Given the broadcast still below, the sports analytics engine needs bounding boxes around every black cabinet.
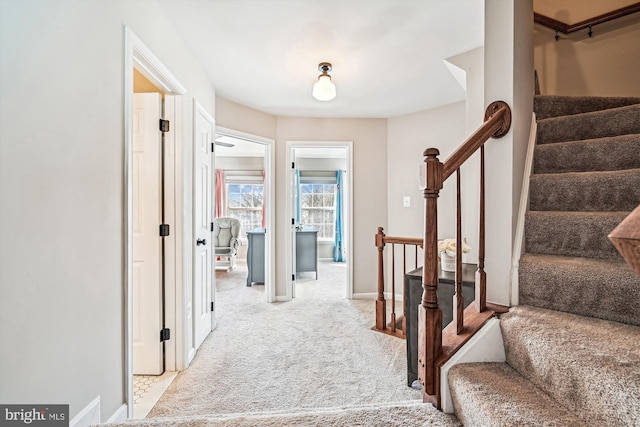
[404,264,476,386]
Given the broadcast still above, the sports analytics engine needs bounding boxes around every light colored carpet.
[110,401,460,426]
[122,261,458,425]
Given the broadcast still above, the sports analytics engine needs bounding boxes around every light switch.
[403,196,411,207]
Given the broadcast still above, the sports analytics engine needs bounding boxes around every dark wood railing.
[535,3,640,38]
[374,227,423,338]
[418,101,512,407]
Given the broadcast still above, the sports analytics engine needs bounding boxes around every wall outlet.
[403,196,411,207]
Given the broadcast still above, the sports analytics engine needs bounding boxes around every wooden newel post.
[375,227,387,331]
[418,148,444,400]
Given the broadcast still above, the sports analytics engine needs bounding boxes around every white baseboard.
[70,396,100,427]
[105,404,127,424]
[440,319,506,413]
[351,292,403,302]
[351,292,377,300]
[384,291,403,302]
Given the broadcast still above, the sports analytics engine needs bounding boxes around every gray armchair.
[213,217,241,271]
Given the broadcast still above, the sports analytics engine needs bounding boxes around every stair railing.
[374,227,423,338]
[419,101,512,406]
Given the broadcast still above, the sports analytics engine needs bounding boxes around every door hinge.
[291,218,295,225]
[159,224,170,237]
[292,274,295,281]
[211,142,215,153]
[160,328,170,342]
[210,301,215,312]
[292,161,295,169]
[159,119,170,133]
[211,222,214,232]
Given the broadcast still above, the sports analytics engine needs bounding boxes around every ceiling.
[158,0,484,118]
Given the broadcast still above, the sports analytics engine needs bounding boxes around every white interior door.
[193,102,214,350]
[132,93,164,375]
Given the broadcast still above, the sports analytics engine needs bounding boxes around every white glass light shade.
[312,75,336,101]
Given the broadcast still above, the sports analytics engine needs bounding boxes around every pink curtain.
[261,170,266,228]
[215,169,225,218]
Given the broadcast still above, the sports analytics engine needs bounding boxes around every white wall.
[484,0,533,306]
[275,117,387,296]
[0,0,215,422]
[387,102,467,243]
[215,97,277,139]
[215,101,388,296]
[533,17,640,96]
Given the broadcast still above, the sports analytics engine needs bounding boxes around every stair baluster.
[453,168,464,334]
[373,227,423,338]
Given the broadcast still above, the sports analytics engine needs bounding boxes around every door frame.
[215,126,276,303]
[285,141,354,300]
[124,27,186,419]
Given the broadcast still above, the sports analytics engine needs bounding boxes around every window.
[300,183,336,239]
[227,183,263,234]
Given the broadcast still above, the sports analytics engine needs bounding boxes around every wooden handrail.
[373,227,423,338]
[418,101,511,405]
[534,3,640,35]
[442,102,510,180]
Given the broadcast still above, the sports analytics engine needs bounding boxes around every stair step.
[448,362,586,427]
[102,401,462,427]
[518,253,640,326]
[501,306,640,427]
[534,95,640,120]
[529,169,640,212]
[533,134,640,174]
[537,104,640,145]
[525,211,628,259]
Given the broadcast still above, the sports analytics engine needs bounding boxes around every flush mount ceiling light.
[312,62,336,101]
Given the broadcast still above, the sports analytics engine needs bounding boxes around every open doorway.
[124,28,187,419]
[130,69,179,418]
[213,127,275,303]
[286,142,354,301]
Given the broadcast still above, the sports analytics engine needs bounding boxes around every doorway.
[124,28,186,419]
[214,127,275,303]
[286,141,354,300]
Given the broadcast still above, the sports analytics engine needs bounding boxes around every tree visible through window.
[300,183,336,239]
[227,183,263,234]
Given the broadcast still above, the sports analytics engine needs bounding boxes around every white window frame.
[225,179,264,238]
[299,178,337,241]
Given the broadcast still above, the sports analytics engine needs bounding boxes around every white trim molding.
[124,26,187,420]
[215,126,276,303]
[440,319,506,413]
[510,113,537,306]
[286,141,354,301]
[351,292,378,300]
[105,404,128,424]
[69,396,100,427]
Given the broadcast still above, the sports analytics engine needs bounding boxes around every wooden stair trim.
[371,315,406,339]
[608,205,640,274]
[422,305,496,407]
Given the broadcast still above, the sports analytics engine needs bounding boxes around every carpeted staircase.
[448,95,640,426]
